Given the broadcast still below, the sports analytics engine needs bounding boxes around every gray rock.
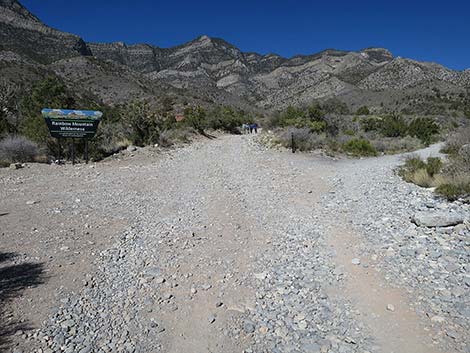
[301,342,321,353]
[9,163,23,170]
[412,211,465,227]
[243,321,256,334]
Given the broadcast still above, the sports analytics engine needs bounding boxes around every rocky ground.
[0,135,468,353]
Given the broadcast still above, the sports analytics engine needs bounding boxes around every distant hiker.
[249,123,258,134]
[242,123,250,134]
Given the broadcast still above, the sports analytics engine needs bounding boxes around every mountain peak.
[0,0,41,23]
[197,35,211,41]
[360,47,393,63]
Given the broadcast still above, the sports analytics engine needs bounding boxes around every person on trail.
[249,124,253,134]
[242,123,250,134]
[252,123,258,134]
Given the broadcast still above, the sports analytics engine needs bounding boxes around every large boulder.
[412,211,465,227]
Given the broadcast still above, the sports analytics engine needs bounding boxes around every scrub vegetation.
[398,126,470,200]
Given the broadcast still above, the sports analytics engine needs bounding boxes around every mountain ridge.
[1,0,469,112]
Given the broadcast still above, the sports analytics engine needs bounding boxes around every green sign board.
[42,108,103,139]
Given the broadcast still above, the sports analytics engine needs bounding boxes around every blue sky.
[21,0,470,70]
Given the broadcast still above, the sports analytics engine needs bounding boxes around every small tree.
[20,76,76,144]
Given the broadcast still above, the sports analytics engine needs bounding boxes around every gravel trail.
[1,135,468,353]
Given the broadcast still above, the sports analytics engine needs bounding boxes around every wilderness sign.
[42,108,103,164]
[42,108,103,139]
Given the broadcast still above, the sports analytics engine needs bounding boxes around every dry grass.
[408,168,434,188]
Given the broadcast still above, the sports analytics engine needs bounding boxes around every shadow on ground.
[0,251,46,350]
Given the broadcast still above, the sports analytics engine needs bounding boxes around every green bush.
[403,156,426,173]
[380,114,408,137]
[20,77,77,144]
[342,138,377,156]
[399,156,433,186]
[356,106,370,115]
[425,157,442,177]
[277,104,327,132]
[361,117,381,132]
[436,182,470,201]
[407,117,439,145]
[397,155,470,199]
[122,100,164,146]
[183,106,208,133]
[206,106,246,133]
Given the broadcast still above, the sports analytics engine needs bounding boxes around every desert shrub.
[464,107,470,119]
[407,117,439,145]
[371,136,423,154]
[0,135,39,163]
[0,79,22,135]
[436,180,470,200]
[399,155,428,184]
[398,154,470,199]
[0,113,13,137]
[123,100,164,146]
[321,98,350,115]
[206,106,246,133]
[436,184,462,200]
[441,126,470,156]
[380,114,408,137]
[425,157,442,177]
[342,138,377,156]
[158,128,195,147]
[279,127,326,151]
[434,173,470,200]
[183,106,208,133]
[277,105,327,132]
[356,106,370,115]
[90,121,132,159]
[361,116,382,132]
[403,155,426,173]
[409,168,434,187]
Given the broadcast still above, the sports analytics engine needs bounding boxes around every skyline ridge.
[18,0,470,71]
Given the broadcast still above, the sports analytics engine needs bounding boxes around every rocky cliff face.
[0,0,92,63]
[1,0,468,111]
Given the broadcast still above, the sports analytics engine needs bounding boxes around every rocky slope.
[1,0,469,111]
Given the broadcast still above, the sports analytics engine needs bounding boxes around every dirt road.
[0,135,467,353]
